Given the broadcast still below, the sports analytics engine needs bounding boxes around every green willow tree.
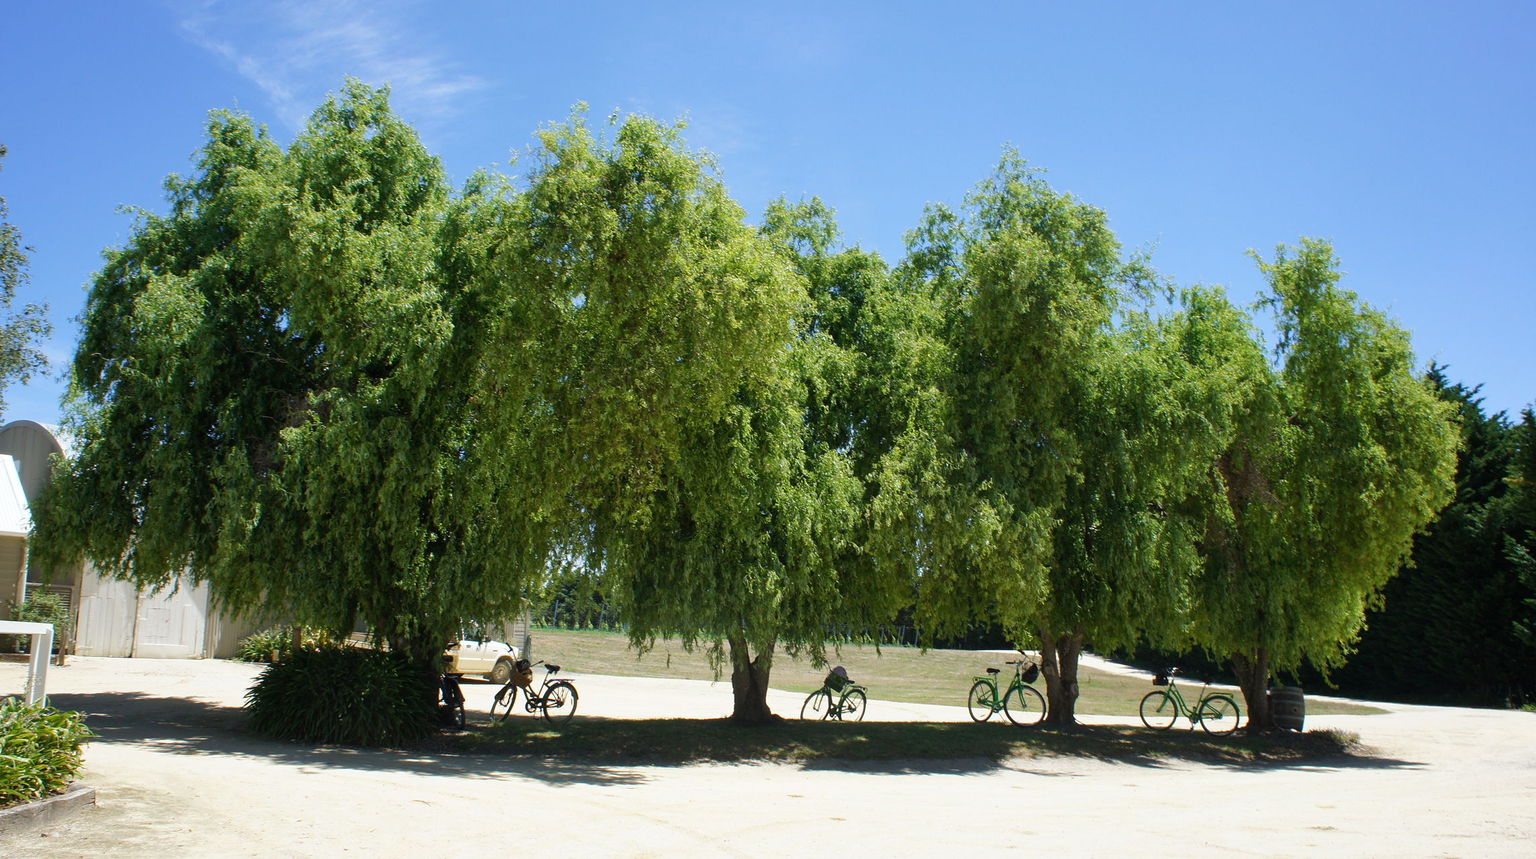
[1035,286,1270,724]
[0,145,52,417]
[865,156,1146,723]
[474,116,872,722]
[1192,240,1458,728]
[33,83,535,694]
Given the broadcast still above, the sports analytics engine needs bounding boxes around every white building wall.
[75,573,137,657]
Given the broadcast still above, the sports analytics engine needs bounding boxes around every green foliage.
[1331,374,1536,705]
[1506,410,1536,655]
[867,155,1136,643]
[0,144,52,419]
[3,591,73,653]
[1189,240,1459,722]
[1040,286,1271,654]
[233,626,336,663]
[31,81,534,684]
[471,115,890,719]
[244,646,435,746]
[25,80,1472,725]
[234,628,291,663]
[0,698,93,808]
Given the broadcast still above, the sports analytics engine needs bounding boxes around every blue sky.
[2,1,1532,423]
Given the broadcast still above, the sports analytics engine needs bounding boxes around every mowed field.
[530,627,1382,717]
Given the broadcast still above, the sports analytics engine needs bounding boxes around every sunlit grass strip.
[532,627,1385,717]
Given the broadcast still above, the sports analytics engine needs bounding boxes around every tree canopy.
[32,83,1470,730]
[0,144,52,419]
[1190,240,1459,726]
[34,83,534,676]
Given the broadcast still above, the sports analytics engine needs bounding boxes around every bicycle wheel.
[1139,690,1178,730]
[838,688,867,722]
[1004,684,1047,726]
[1197,695,1241,735]
[801,689,832,720]
[967,680,997,722]
[540,680,578,726]
[489,683,519,722]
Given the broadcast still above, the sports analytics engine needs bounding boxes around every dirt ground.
[2,656,1533,858]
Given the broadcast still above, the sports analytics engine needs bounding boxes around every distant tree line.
[32,81,1466,729]
[1330,371,1536,706]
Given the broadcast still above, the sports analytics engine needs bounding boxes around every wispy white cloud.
[169,0,487,131]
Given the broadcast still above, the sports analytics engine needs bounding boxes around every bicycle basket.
[1152,670,1169,686]
[514,658,534,688]
[1020,663,1039,684]
[825,666,851,691]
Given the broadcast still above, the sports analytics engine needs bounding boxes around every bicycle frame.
[972,673,1033,714]
[968,656,1046,726]
[1157,680,1192,720]
[1141,671,1240,733]
[490,659,579,724]
[516,671,568,712]
[972,657,1036,714]
[801,674,867,721]
[827,684,866,717]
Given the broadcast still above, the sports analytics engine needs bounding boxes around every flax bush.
[0,698,93,807]
[244,646,435,746]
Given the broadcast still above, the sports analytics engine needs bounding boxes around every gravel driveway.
[3,656,1533,857]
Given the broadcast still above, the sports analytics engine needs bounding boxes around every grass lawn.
[531,627,1383,718]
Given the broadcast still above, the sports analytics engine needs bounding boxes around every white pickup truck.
[442,634,522,683]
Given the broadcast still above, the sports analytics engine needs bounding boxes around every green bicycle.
[967,651,1046,726]
[801,666,866,721]
[1138,667,1241,734]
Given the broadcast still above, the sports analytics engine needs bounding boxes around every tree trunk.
[727,635,780,724]
[1232,649,1272,731]
[1038,627,1085,728]
[391,626,451,723]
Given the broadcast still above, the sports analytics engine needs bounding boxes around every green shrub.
[0,699,94,808]
[234,626,337,663]
[244,646,436,746]
[3,592,73,653]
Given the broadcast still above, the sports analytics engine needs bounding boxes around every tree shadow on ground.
[45,691,648,787]
[463,715,1425,774]
[48,691,1422,781]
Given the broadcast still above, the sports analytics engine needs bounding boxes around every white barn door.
[132,578,209,658]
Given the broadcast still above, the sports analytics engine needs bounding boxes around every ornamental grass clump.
[0,698,94,808]
[244,646,436,746]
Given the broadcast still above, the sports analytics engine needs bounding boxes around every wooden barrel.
[1270,686,1306,731]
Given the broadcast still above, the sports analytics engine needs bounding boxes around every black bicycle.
[489,659,579,726]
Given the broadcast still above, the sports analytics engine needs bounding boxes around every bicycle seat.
[545,664,560,673]
[986,667,1000,675]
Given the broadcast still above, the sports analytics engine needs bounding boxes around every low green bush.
[0,699,94,808]
[244,646,436,746]
[2,592,73,653]
[235,627,292,663]
[234,626,341,663]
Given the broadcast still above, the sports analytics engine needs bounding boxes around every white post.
[0,620,53,704]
